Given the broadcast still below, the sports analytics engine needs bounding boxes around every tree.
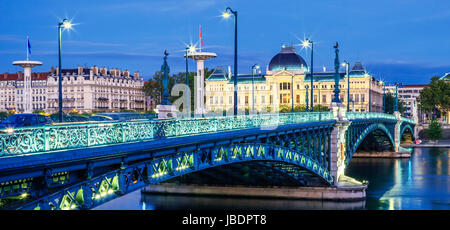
[384,92,407,114]
[418,76,450,119]
[312,105,329,112]
[427,120,442,140]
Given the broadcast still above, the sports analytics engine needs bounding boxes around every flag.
[199,25,203,47]
[27,37,31,57]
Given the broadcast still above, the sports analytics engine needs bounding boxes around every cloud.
[100,0,220,14]
[364,61,450,84]
[0,34,24,43]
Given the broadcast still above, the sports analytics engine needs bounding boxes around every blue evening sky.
[1,0,450,84]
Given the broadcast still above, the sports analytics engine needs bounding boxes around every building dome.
[268,46,308,72]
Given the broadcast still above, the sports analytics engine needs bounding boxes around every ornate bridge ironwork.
[0,111,415,210]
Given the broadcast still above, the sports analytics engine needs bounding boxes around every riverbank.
[353,151,411,158]
[141,182,367,201]
[403,139,450,148]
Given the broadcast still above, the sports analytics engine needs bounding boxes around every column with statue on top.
[156,50,178,119]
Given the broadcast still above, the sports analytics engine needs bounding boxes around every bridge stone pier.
[0,109,415,210]
[329,103,350,186]
[328,105,409,186]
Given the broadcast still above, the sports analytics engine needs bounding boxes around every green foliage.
[418,76,450,115]
[294,104,306,112]
[32,110,45,114]
[384,92,407,114]
[427,120,443,140]
[0,112,14,117]
[312,105,329,112]
[142,68,215,113]
[279,105,292,113]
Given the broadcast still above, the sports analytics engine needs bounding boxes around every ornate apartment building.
[0,72,48,113]
[0,66,146,114]
[205,45,383,113]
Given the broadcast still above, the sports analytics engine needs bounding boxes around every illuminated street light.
[251,64,260,114]
[222,7,238,116]
[185,46,190,116]
[57,18,75,122]
[222,11,231,19]
[301,38,314,111]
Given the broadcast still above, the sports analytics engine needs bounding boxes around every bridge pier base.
[393,112,402,152]
[142,183,367,201]
[329,103,364,187]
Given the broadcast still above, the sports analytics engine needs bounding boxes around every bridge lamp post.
[364,73,372,112]
[301,39,313,111]
[291,75,294,113]
[222,7,238,116]
[380,81,385,113]
[251,64,259,114]
[394,83,400,112]
[305,85,309,111]
[342,61,350,112]
[57,18,74,123]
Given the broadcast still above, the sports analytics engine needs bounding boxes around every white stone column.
[195,60,205,115]
[329,102,350,186]
[13,60,42,113]
[23,66,32,113]
[393,111,402,152]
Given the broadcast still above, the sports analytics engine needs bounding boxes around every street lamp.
[317,79,321,119]
[394,82,401,112]
[305,85,309,111]
[380,81,385,113]
[342,61,350,112]
[251,64,259,114]
[58,18,74,122]
[301,39,313,111]
[185,45,194,116]
[222,7,238,116]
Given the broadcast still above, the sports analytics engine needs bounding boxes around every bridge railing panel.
[0,111,349,157]
[346,112,396,120]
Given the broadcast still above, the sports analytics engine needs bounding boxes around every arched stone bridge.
[0,109,415,210]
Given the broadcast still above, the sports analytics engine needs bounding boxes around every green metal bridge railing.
[0,112,413,157]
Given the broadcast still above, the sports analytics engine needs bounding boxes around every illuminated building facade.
[0,65,146,114]
[205,45,383,113]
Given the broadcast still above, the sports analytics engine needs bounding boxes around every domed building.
[205,45,383,114]
[267,45,308,73]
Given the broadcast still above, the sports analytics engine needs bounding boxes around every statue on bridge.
[332,42,341,103]
[161,50,170,105]
[157,50,178,119]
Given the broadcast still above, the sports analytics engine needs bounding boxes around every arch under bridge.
[0,109,415,210]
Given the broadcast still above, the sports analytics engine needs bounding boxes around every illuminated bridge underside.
[17,143,332,210]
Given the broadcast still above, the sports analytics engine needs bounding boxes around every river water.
[95,147,450,210]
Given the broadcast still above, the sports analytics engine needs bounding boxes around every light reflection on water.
[95,148,450,210]
[346,147,450,210]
